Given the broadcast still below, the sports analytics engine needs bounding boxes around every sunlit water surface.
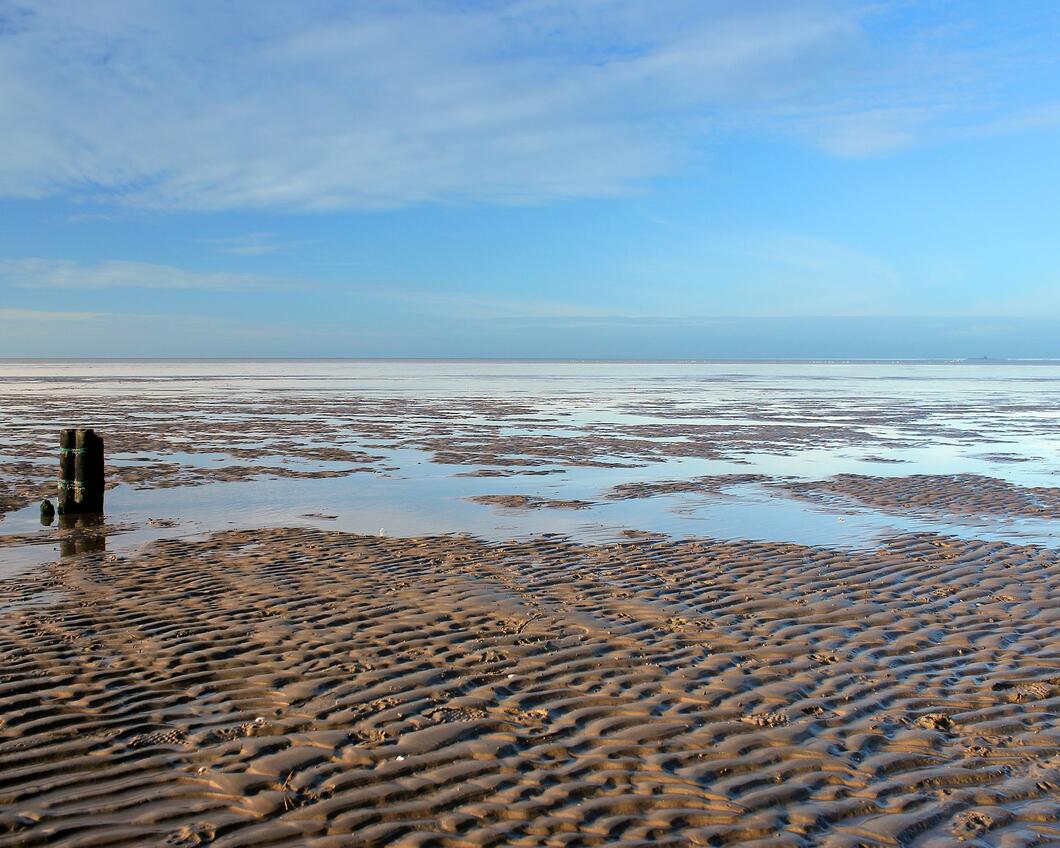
[2,359,1060,576]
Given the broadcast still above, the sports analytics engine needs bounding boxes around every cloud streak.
[200,233,293,256]
[0,258,299,291]
[0,307,103,322]
[1,1,1051,212]
[0,306,325,356]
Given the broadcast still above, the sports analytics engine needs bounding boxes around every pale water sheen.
[2,359,1060,575]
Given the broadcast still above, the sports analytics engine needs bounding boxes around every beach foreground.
[2,527,1059,846]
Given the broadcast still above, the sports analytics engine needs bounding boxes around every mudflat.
[2,527,1059,846]
[3,361,1060,845]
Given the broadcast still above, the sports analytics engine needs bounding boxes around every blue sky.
[1,0,1059,358]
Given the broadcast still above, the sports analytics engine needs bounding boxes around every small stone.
[40,499,55,525]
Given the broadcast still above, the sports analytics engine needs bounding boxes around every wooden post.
[58,428,105,515]
[76,429,105,513]
[57,428,77,514]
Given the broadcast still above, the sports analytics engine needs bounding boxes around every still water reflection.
[2,359,1060,577]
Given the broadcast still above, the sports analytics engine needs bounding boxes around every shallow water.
[2,359,1060,576]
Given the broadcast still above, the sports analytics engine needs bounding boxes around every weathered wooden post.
[57,429,76,514]
[57,428,105,515]
[77,428,105,514]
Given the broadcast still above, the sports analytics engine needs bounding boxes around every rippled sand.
[2,528,1059,846]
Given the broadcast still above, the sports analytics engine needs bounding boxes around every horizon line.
[2,356,1058,365]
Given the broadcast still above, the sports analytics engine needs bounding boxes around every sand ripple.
[783,474,1060,520]
[1,530,1059,846]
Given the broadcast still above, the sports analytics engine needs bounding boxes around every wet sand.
[782,474,1060,520]
[606,474,770,501]
[469,495,595,510]
[5,360,1060,524]
[2,528,1059,846]
[4,361,1060,845]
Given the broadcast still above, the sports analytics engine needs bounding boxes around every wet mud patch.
[783,473,1060,519]
[469,494,594,510]
[605,473,770,500]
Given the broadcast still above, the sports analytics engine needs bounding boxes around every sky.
[1,0,1059,359]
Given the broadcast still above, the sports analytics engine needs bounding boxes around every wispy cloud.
[200,232,308,256]
[0,305,341,356]
[0,258,301,291]
[1,1,1052,212]
[358,288,636,321]
[493,314,729,331]
[0,307,103,322]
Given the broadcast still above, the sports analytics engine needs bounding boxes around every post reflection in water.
[57,514,107,558]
